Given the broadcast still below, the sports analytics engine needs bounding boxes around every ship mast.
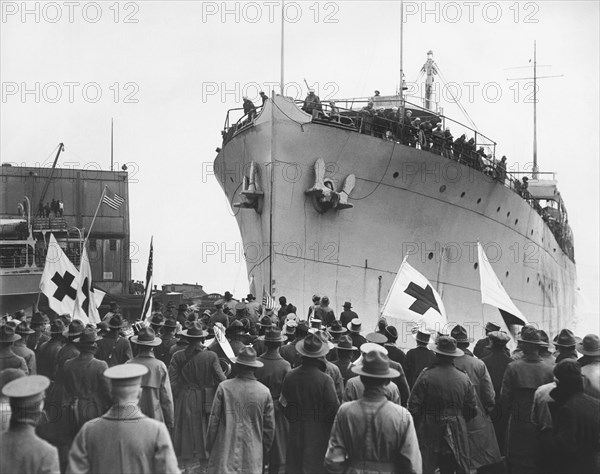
[422,50,438,111]
[533,41,538,179]
[280,1,285,94]
[399,0,404,103]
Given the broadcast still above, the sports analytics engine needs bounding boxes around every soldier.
[383,325,407,372]
[280,320,309,368]
[175,304,188,328]
[280,333,340,474]
[501,326,554,474]
[0,368,25,432]
[0,375,59,474]
[339,301,358,328]
[346,319,367,358]
[325,351,422,473]
[253,315,274,357]
[255,328,292,474]
[243,97,257,122]
[473,322,502,359]
[553,328,580,363]
[155,317,178,366]
[481,330,512,453]
[578,334,600,398]
[326,320,347,362]
[96,315,132,367]
[67,363,179,473]
[210,299,229,327]
[169,321,226,468]
[332,335,357,384]
[223,291,237,315]
[128,326,174,431]
[61,327,110,469]
[0,324,28,374]
[405,330,436,388]
[539,359,600,474]
[451,325,502,471]
[207,346,275,473]
[28,312,50,352]
[14,321,37,374]
[245,293,263,321]
[408,336,477,474]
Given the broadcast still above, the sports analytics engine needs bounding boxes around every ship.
[0,144,132,316]
[214,53,576,340]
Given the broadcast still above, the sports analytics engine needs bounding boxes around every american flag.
[262,289,281,312]
[140,237,153,322]
[102,187,125,210]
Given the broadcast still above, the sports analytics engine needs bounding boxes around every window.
[110,240,117,251]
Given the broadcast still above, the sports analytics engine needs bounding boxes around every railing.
[219,97,574,262]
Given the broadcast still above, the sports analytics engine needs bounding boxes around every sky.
[1,1,598,333]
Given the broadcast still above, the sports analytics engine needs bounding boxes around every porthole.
[515,219,519,225]
[428,252,434,260]
[527,277,530,283]
[477,198,482,204]
[439,185,446,193]
[474,262,478,269]
[460,192,466,198]
[531,230,534,235]
[507,211,511,217]
[393,172,399,178]
[506,271,509,277]
[496,207,501,212]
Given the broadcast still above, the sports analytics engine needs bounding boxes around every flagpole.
[378,254,408,327]
[85,186,106,247]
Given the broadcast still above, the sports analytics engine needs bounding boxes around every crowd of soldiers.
[1,295,599,474]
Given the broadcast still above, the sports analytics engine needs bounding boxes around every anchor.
[233,161,264,213]
[305,158,355,213]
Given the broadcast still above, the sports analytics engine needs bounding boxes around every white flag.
[73,248,102,324]
[477,242,527,325]
[381,256,447,331]
[40,234,80,316]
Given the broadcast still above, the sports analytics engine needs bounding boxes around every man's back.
[405,346,435,387]
[67,407,179,474]
[0,424,59,474]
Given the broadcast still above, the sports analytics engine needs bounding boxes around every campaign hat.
[178,304,188,312]
[15,321,35,335]
[351,351,399,379]
[163,317,178,329]
[0,325,21,343]
[235,302,247,312]
[49,319,66,335]
[296,333,329,358]
[74,327,103,344]
[335,335,357,351]
[246,294,256,301]
[451,325,473,343]
[130,326,162,346]
[104,363,148,387]
[258,315,273,328]
[347,318,363,333]
[14,309,26,320]
[31,313,50,327]
[310,319,324,331]
[63,319,85,338]
[485,322,501,333]
[538,330,551,348]
[214,299,224,308]
[261,328,285,343]
[233,346,264,368]
[224,291,233,299]
[577,334,600,356]
[149,313,165,328]
[2,375,50,407]
[431,336,464,357]
[181,321,208,338]
[228,320,245,333]
[328,320,347,334]
[108,314,126,329]
[553,329,581,348]
[342,301,352,309]
[517,325,545,345]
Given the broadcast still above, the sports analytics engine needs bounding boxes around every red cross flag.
[380,256,447,332]
[40,234,80,316]
[73,247,104,324]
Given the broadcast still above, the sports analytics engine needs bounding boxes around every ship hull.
[214,96,577,343]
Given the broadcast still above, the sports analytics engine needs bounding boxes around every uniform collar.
[103,404,146,421]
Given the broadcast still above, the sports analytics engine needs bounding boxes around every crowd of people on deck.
[3,293,597,474]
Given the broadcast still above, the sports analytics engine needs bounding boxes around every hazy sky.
[2,1,598,331]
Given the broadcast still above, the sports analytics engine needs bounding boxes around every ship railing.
[222,104,266,143]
